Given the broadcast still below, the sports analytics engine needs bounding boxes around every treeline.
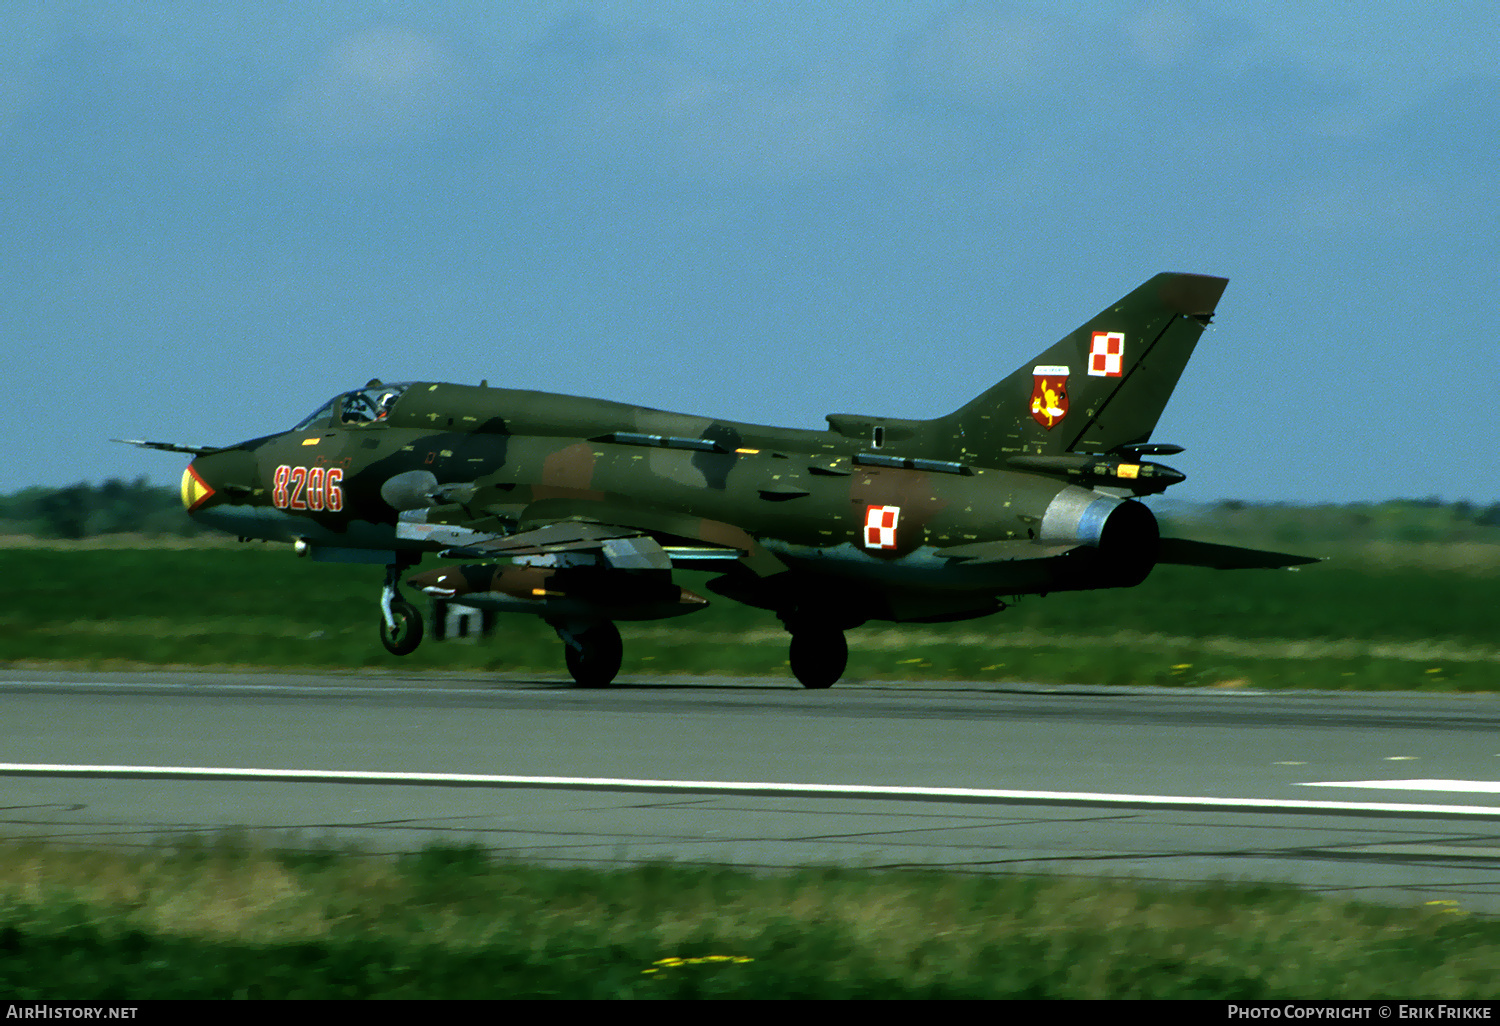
[0,479,201,539]
[1212,498,1500,528]
[1215,497,1500,526]
[1168,497,1500,547]
[1400,498,1500,527]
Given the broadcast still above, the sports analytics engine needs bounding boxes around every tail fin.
[930,273,1227,464]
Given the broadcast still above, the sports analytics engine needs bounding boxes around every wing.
[397,496,787,576]
[112,438,222,456]
[451,521,680,572]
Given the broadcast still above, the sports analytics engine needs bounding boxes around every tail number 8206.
[272,465,344,512]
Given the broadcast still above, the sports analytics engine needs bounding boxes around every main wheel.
[564,621,623,688]
[379,597,424,656]
[789,628,847,689]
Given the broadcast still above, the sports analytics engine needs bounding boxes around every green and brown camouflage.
[131,272,1314,688]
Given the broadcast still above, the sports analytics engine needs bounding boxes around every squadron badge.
[1030,365,1069,430]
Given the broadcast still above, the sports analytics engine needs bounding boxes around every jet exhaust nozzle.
[1040,486,1159,586]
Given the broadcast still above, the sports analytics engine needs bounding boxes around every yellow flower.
[644,955,754,974]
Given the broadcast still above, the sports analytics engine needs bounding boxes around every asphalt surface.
[3,669,1500,912]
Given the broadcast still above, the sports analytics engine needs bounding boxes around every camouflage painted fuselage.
[187,379,1160,625]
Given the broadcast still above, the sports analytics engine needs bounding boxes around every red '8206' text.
[272,465,344,512]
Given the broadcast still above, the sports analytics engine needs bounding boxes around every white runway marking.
[4,763,1500,820]
[1300,779,1500,794]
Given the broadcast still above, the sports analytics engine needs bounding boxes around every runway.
[3,669,1499,912]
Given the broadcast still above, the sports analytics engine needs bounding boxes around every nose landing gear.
[379,562,424,656]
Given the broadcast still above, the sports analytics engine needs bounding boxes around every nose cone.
[180,448,253,518]
[181,461,216,512]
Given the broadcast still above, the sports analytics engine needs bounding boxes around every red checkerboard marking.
[864,505,900,550]
[1089,331,1125,377]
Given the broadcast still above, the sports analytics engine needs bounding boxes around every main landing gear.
[381,561,848,690]
[550,620,623,688]
[379,562,424,656]
[786,623,848,689]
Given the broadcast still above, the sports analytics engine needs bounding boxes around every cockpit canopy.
[293,383,413,431]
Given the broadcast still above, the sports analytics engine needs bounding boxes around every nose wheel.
[379,563,424,656]
[379,597,423,655]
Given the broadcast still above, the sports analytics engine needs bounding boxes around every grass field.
[4,526,1498,997]
[2,536,1497,690]
[0,837,1496,999]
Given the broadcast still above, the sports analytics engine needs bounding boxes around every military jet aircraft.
[125,272,1313,688]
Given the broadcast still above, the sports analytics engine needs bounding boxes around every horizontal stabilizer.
[1157,537,1319,570]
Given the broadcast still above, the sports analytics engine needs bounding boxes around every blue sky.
[6,2,1497,503]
